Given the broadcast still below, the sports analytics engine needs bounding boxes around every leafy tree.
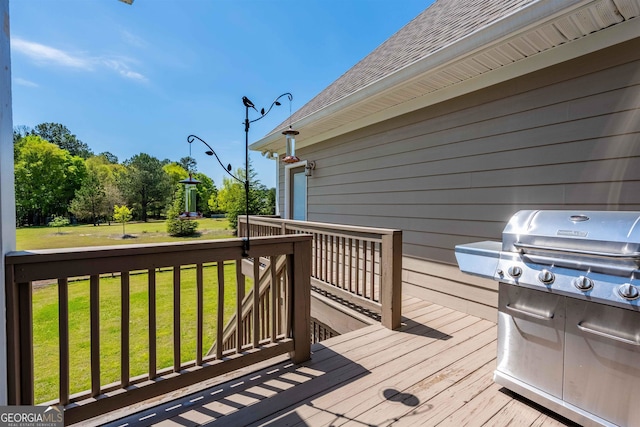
[193,172,216,217]
[117,153,172,222]
[179,156,197,172]
[85,155,125,223]
[14,135,87,225]
[32,122,93,159]
[208,192,221,214]
[48,215,70,234]
[13,125,31,144]
[113,205,133,236]
[163,162,189,190]
[217,174,244,230]
[69,171,106,225]
[98,151,118,164]
[265,188,276,214]
[215,161,273,230]
[103,182,124,224]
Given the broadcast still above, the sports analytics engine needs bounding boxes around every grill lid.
[503,210,640,272]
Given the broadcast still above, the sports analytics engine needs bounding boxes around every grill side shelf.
[454,241,501,280]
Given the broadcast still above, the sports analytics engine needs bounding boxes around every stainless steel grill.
[455,210,640,427]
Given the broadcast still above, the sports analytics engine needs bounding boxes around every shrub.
[48,215,70,234]
[166,199,198,237]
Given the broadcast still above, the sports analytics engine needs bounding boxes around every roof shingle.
[276,0,537,132]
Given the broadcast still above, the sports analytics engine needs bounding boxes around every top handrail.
[245,216,400,237]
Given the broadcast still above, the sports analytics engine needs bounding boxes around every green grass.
[17,217,233,250]
[18,218,254,403]
[33,264,251,403]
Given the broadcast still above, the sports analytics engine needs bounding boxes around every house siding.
[276,38,640,321]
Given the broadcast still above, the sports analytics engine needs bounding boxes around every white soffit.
[252,0,640,154]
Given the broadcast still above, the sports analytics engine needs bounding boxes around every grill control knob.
[573,276,594,292]
[618,283,640,301]
[538,269,555,285]
[508,266,523,278]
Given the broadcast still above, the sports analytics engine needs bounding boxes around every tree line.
[13,123,275,231]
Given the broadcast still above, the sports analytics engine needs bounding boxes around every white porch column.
[0,0,16,405]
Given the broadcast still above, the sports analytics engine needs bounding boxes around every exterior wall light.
[305,161,316,177]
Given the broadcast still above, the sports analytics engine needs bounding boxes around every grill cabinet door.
[564,299,640,426]
[497,283,565,398]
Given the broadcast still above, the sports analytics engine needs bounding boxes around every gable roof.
[251,0,640,154]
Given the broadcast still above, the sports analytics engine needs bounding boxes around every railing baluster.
[348,238,353,293]
[58,278,69,405]
[253,260,260,347]
[90,275,100,397]
[363,241,368,299]
[121,272,130,388]
[314,233,319,277]
[216,262,224,360]
[173,266,181,372]
[341,237,346,290]
[236,260,244,353]
[279,269,285,336]
[286,255,293,338]
[263,287,269,339]
[196,263,204,365]
[329,235,334,284]
[271,256,278,342]
[323,234,328,282]
[370,241,376,301]
[148,268,157,380]
[355,239,361,296]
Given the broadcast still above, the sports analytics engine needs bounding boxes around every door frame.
[284,160,309,220]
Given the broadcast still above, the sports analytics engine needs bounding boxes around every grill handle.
[505,304,554,320]
[577,322,640,346]
[513,242,640,260]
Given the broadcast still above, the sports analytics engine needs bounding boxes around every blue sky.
[10,0,432,188]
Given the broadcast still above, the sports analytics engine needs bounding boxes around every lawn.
[17,218,254,403]
[16,217,234,250]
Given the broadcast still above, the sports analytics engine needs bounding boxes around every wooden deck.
[97,297,578,427]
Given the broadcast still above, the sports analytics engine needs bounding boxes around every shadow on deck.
[97,297,578,427]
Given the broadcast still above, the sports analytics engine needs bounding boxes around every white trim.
[283,160,308,220]
[274,155,280,217]
[0,0,15,405]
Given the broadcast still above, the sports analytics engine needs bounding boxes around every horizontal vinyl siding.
[284,38,640,320]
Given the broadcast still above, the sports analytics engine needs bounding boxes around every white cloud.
[11,37,147,82]
[121,29,148,48]
[103,59,147,82]
[13,77,39,88]
[11,37,92,69]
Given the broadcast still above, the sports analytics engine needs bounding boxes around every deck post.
[5,271,34,405]
[381,230,402,330]
[289,237,311,363]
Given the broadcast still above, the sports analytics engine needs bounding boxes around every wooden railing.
[210,255,288,354]
[5,235,311,424]
[239,217,402,329]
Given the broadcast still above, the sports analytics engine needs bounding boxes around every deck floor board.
[102,300,578,427]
